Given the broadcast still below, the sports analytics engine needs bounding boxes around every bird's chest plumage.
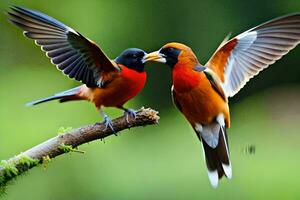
[172,67,199,93]
[88,67,146,107]
[172,68,229,126]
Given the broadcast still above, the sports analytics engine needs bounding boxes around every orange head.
[145,42,201,69]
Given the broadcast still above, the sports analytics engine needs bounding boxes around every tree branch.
[0,107,159,186]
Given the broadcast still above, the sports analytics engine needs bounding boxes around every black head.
[115,48,147,72]
[145,43,191,68]
[159,47,181,67]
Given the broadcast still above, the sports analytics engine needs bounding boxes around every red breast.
[172,64,200,93]
[79,65,146,108]
[169,47,230,127]
[120,65,147,96]
[99,65,146,107]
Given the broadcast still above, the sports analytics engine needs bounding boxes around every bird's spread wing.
[206,13,300,97]
[8,6,119,87]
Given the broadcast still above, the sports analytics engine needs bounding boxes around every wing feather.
[206,13,300,97]
[8,6,119,87]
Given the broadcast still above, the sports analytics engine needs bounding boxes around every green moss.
[18,155,39,167]
[57,127,73,135]
[0,176,5,185]
[59,143,85,154]
[42,156,51,169]
[0,161,18,178]
[0,155,40,187]
[59,143,73,153]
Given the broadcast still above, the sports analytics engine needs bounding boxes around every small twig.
[0,108,159,186]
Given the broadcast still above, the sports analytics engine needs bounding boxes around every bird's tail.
[194,114,232,188]
[26,86,82,106]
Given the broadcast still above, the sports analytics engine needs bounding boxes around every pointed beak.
[144,51,167,63]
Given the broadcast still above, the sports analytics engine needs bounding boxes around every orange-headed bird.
[8,6,148,130]
[146,14,300,187]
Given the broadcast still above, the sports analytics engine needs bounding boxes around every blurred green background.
[0,0,300,199]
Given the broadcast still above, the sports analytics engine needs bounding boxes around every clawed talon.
[124,108,137,124]
[103,115,115,132]
[95,115,115,132]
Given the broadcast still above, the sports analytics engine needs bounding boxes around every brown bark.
[0,108,159,186]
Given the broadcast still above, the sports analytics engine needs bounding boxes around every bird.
[8,6,148,130]
[145,13,300,187]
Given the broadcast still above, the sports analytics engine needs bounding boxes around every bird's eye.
[166,48,174,54]
[161,47,174,55]
[167,48,174,52]
[138,52,145,57]
[132,54,137,58]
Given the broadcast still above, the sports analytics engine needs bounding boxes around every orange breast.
[80,66,146,108]
[173,69,230,127]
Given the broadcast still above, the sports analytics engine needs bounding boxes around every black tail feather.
[26,95,65,106]
[26,86,81,106]
[202,127,230,177]
[196,125,232,188]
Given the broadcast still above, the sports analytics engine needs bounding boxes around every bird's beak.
[144,51,167,63]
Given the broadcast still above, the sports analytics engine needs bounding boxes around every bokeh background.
[0,0,300,199]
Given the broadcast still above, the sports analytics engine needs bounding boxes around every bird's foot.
[95,115,115,133]
[124,108,137,125]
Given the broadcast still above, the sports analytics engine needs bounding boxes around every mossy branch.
[0,108,159,186]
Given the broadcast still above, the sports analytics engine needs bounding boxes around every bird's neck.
[172,62,201,93]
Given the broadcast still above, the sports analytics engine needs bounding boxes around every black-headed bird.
[145,13,300,187]
[8,6,148,130]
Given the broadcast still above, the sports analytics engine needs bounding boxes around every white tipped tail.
[222,163,232,179]
[195,114,232,187]
[208,170,219,188]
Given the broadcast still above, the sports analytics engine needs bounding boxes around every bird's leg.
[125,108,137,123]
[118,106,137,124]
[95,108,115,133]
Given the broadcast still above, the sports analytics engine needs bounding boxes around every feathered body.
[146,13,300,187]
[163,43,232,186]
[8,6,148,128]
[77,65,146,108]
[171,46,230,127]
